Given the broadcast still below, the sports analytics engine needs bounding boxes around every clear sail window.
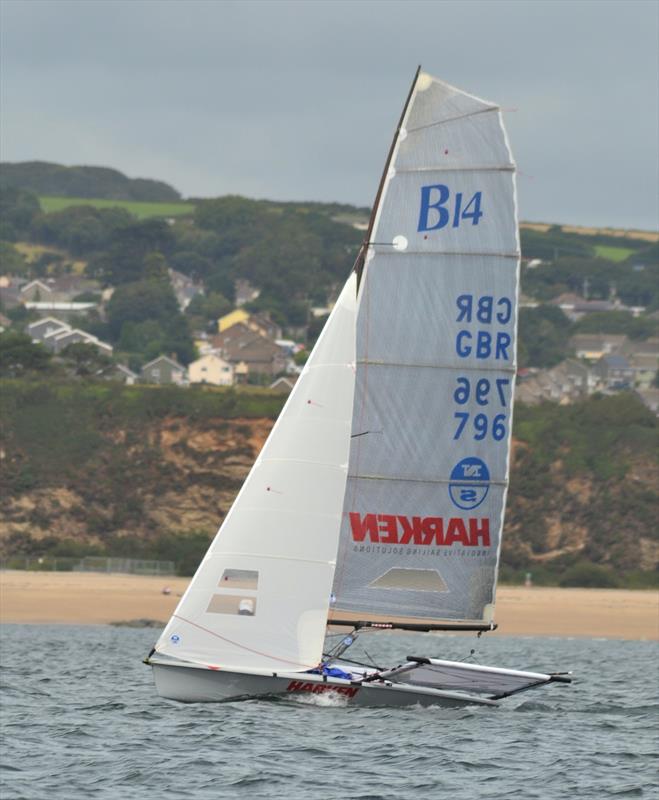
[368,568,448,593]
[207,594,257,616]
[219,569,259,590]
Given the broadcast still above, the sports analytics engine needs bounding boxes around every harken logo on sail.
[449,457,490,511]
[349,513,490,547]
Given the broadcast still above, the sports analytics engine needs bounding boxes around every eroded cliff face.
[0,416,273,551]
[504,442,659,572]
[1,415,657,572]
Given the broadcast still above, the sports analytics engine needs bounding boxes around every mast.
[355,66,421,290]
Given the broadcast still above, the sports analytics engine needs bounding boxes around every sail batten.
[365,251,520,258]
[346,475,509,487]
[395,166,515,173]
[331,72,519,626]
[357,360,517,372]
[406,107,499,132]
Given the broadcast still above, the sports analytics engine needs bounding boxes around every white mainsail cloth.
[330,73,520,626]
[156,274,357,672]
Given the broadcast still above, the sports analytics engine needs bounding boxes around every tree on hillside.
[30,204,133,257]
[573,311,658,340]
[190,197,360,324]
[0,241,27,276]
[94,219,176,285]
[517,305,573,368]
[185,292,232,327]
[60,342,112,376]
[522,254,659,309]
[520,228,594,261]
[0,161,181,201]
[170,251,216,282]
[194,195,269,239]
[107,279,195,364]
[143,252,169,281]
[107,279,179,337]
[0,331,51,376]
[0,186,41,241]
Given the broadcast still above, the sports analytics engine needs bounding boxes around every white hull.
[150,657,499,708]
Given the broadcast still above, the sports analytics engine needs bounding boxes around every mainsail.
[155,274,357,672]
[330,72,520,627]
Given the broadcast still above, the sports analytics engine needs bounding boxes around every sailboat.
[146,70,571,707]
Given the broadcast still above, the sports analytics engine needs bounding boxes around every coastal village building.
[217,309,281,340]
[19,277,102,319]
[619,337,659,357]
[550,293,640,322]
[106,364,138,385]
[516,336,657,405]
[27,317,113,355]
[141,356,187,386]
[218,308,249,333]
[168,268,203,311]
[628,353,659,389]
[48,328,113,355]
[569,334,628,361]
[234,361,249,384]
[636,388,659,415]
[211,322,289,378]
[0,276,103,319]
[0,276,26,310]
[515,359,596,406]
[269,376,298,394]
[27,317,69,342]
[20,276,101,303]
[188,353,234,386]
[234,279,260,307]
[246,312,282,341]
[24,301,98,320]
[594,354,636,390]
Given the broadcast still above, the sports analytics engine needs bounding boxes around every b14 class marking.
[418,184,483,232]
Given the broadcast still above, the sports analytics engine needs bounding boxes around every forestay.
[156,274,357,672]
[330,73,520,626]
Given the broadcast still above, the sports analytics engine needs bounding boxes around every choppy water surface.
[1,625,657,799]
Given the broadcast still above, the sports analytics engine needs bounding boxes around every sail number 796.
[453,377,509,442]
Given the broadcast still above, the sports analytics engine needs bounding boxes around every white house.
[188,353,234,386]
[27,317,113,355]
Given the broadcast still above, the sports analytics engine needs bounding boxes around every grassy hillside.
[593,244,637,262]
[1,161,180,202]
[0,380,656,584]
[39,196,195,219]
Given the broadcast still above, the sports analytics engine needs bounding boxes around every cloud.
[1,0,657,228]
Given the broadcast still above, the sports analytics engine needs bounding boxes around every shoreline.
[1,571,657,640]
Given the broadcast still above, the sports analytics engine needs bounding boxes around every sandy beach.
[1,570,657,639]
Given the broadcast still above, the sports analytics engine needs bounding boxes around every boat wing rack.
[365,656,572,699]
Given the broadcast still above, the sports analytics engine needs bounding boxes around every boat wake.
[288,691,351,708]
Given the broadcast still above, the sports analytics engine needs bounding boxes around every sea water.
[1,625,657,799]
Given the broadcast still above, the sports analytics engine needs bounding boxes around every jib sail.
[329,72,520,628]
[155,274,357,672]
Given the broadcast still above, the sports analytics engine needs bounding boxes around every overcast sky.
[1,0,657,229]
